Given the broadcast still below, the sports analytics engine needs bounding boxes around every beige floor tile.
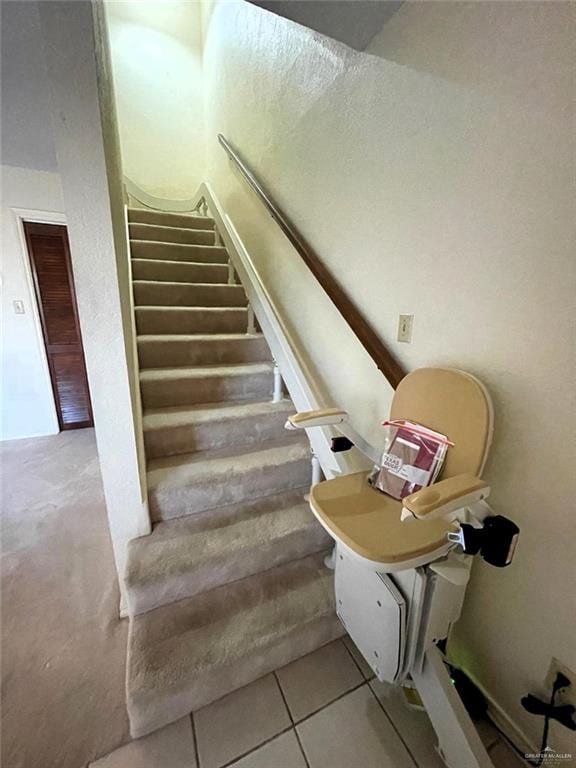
[194,674,291,768]
[228,731,307,768]
[488,739,527,767]
[342,634,375,680]
[276,639,364,721]
[89,717,196,768]
[297,685,414,768]
[370,679,444,768]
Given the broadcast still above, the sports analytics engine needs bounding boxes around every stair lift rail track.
[216,134,406,390]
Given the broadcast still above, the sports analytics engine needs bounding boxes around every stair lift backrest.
[389,368,494,479]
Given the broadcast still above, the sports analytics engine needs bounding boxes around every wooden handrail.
[218,134,406,389]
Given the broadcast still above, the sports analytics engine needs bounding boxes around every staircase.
[125,207,343,738]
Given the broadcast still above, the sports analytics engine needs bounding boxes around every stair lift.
[286,368,519,768]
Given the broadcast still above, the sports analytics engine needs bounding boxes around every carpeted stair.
[125,207,341,738]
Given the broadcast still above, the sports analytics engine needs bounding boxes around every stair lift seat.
[310,472,456,570]
[287,368,511,768]
[309,368,494,570]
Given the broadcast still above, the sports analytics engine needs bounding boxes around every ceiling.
[1,1,58,172]
[249,0,403,51]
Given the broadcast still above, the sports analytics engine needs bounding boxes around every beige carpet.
[1,429,129,768]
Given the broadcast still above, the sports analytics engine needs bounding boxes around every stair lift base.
[335,544,494,768]
[287,369,519,768]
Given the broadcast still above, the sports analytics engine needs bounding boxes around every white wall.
[105,0,205,200]
[201,0,576,751]
[1,166,63,440]
[38,0,150,605]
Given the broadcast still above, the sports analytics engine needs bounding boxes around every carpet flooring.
[1,429,129,768]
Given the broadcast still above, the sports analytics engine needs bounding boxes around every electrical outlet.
[546,658,576,710]
[397,314,414,343]
[13,300,25,315]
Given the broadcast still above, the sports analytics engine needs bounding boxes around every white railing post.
[311,451,322,486]
[272,362,283,403]
[304,450,323,503]
[214,228,222,246]
[228,260,235,285]
[246,303,256,335]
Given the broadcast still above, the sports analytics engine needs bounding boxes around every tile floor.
[91,638,525,768]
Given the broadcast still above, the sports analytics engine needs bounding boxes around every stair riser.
[141,372,272,408]
[137,336,270,368]
[132,260,227,284]
[129,223,214,246]
[127,525,331,615]
[135,308,247,335]
[128,210,215,230]
[144,408,291,459]
[129,613,343,737]
[130,241,228,264]
[134,282,246,308]
[149,457,311,522]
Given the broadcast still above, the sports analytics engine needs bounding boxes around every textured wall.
[202,0,576,751]
[1,166,63,440]
[105,0,205,199]
[38,1,150,600]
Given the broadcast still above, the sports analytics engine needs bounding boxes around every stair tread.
[138,333,264,341]
[130,241,222,251]
[129,223,214,236]
[140,362,273,381]
[133,280,242,288]
[131,257,227,268]
[128,209,214,228]
[127,552,339,735]
[135,305,247,312]
[126,487,315,585]
[147,438,309,487]
[130,241,227,263]
[143,398,294,430]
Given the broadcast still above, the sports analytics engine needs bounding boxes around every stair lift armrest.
[286,409,349,429]
[286,409,382,465]
[401,474,490,522]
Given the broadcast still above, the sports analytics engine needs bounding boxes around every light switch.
[13,300,25,315]
[397,314,414,343]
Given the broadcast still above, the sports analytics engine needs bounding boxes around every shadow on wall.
[249,0,404,51]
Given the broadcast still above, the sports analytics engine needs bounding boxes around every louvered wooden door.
[24,222,93,430]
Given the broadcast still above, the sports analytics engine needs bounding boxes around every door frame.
[11,207,69,435]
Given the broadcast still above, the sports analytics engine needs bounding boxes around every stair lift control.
[285,370,521,768]
[447,515,519,567]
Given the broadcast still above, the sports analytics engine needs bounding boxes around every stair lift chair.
[287,368,519,768]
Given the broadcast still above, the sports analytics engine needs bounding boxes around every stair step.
[131,240,228,264]
[140,362,274,408]
[131,259,228,284]
[125,488,331,615]
[135,306,248,335]
[129,223,214,246]
[133,281,247,308]
[147,438,311,521]
[126,551,342,737]
[128,208,215,230]
[137,334,270,368]
[143,399,295,458]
